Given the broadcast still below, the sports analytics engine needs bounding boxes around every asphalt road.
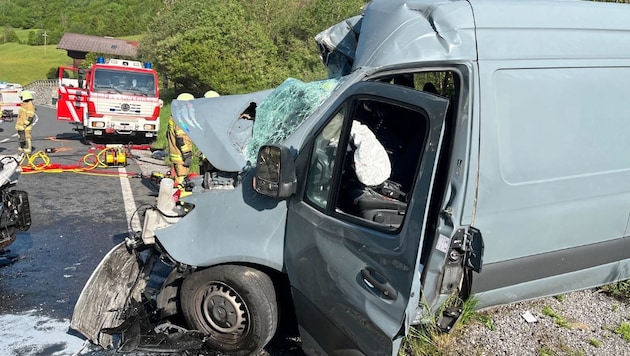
[0,106,165,355]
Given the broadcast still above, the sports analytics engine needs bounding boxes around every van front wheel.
[180,265,278,355]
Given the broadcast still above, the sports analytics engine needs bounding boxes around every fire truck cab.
[56,58,161,141]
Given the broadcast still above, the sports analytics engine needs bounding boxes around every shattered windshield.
[245,77,342,162]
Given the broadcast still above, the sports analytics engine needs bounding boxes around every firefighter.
[167,93,195,190]
[15,90,36,154]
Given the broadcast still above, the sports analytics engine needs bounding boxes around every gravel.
[450,289,630,355]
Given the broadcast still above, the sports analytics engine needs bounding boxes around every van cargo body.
[71,1,630,355]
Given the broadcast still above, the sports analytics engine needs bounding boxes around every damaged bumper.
[70,242,148,349]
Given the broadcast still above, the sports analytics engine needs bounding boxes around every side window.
[385,71,457,98]
[335,100,428,229]
[305,96,430,230]
[305,108,345,209]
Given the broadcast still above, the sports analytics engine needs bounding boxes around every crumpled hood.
[171,89,273,172]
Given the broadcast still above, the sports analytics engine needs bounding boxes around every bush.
[27,30,44,46]
[46,67,59,80]
[1,27,19,43]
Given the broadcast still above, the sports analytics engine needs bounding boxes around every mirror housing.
[254,145,297,198]
[78,68,85,89]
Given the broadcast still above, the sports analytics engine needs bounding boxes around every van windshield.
[245,77,342,161]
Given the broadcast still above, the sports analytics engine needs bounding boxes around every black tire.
[180,265,278,355]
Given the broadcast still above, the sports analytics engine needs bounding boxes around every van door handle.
[361,267,398,300]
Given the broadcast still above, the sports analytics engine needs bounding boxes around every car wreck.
[70,0,630,355]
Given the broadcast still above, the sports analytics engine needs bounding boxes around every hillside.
[0,42,70,85]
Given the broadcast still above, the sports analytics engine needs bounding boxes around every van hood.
[171,90,273,172]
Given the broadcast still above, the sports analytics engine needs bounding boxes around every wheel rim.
[198,281,249,343]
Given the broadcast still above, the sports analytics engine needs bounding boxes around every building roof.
[57,33,139,57]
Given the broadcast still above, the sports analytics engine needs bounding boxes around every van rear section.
[467,0,630,307]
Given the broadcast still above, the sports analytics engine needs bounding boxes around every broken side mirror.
[254,144,297,198]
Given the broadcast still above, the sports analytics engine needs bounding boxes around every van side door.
[284,81,449,355]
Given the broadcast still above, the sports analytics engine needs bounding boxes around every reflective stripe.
[65,101,83,123]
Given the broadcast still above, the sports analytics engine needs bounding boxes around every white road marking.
[0,132,16,143]
[118,166,141,232]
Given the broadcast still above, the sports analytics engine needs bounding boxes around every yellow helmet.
[176,93,194,101]
[20,90,33,101]
[204,90,219,98]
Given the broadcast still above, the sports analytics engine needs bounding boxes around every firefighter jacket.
[167,117,193,164]
[15,100,36,131]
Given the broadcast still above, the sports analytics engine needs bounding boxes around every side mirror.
[254,145,297,198]
[78,68,85,89]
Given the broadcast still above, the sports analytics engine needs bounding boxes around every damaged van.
[71,0,630,355]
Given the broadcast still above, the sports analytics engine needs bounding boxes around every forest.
[0,0,368,95]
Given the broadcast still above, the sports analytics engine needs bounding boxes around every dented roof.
[318,0,630,72]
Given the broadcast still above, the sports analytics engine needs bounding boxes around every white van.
[0,83,22,120]
[72,0,630,355]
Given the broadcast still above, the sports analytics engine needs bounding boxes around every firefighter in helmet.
[168,93,195,190]
[15,90,36,154]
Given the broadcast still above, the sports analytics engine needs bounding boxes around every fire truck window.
[95,71,113,88]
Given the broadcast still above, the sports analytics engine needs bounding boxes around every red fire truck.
[56,58,161,141]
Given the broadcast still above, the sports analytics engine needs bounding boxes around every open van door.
[56,66,87,123]
[284,81,450,355]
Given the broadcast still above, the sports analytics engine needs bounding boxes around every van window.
[305,95,430,230]
[305,108,345,209]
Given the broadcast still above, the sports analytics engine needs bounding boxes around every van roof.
[350,0,630,69]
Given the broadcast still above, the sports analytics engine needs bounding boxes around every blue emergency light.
[144,62,152,69]
[97,57,105,64]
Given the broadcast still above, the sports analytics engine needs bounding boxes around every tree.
[140,0,368,94]
[139,0,283,95]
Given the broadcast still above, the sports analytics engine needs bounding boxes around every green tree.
[140,0,368,94]
[140,0,283,95]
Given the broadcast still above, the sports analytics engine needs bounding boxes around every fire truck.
[0,82,23,121]
[56,58,161,141]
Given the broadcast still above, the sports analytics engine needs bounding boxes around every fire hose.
[19,145,144,178]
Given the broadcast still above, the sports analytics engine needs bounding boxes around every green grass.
[599,280,630,301]
[588,338,602,347]
[0,35,146,86]
[398,296,496,356]
[542,306,572,329]
[614,322,630,342]
[14,29,38,43]
[0,42,70,85]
